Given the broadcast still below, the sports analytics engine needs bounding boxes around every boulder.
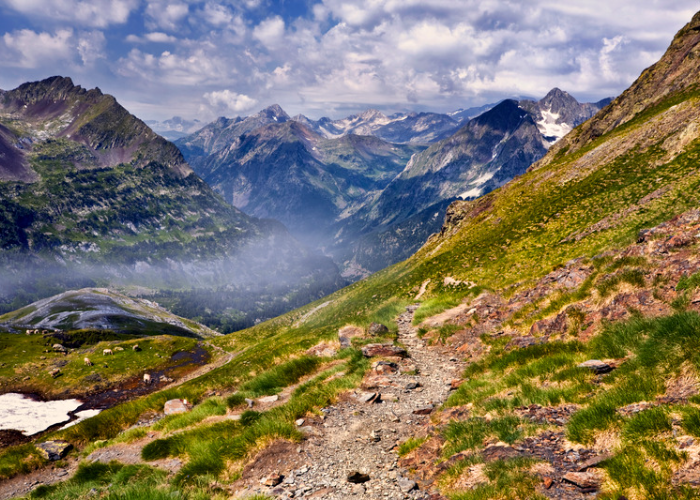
[48,368,61,378]
[368,322,389,335]
[305,342,338,357]
[361,344,408,358]
[164,399,191,415]
[578,360,613,374]
[562,471,601,491]
[36,440,72,460]
[412,405,434,415]
[372,360,398,374]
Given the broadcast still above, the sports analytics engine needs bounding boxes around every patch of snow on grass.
[0,393,83,435]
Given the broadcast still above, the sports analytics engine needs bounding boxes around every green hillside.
[3,11,700,500]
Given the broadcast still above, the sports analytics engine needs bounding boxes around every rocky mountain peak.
[258,104,290,122]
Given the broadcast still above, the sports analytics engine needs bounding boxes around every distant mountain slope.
[145,116,203,141]
[0,77,343,324]
[293,109,460,144]
[190,120,421,244]
[175,105,290,163]
[0,288,219,338]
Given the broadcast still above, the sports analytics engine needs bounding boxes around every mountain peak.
[259,104,290,121]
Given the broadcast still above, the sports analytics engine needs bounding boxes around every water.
[0,393,90,435]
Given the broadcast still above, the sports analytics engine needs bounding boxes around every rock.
[261,472,284,486]
[258,395,280,404]
[562,471,601,491]
[405,382,421,390]
[52,344,66,353]
[306,342,338,357]
[361,344,408,358]
[372,361,398,375]
[398,476,417,492]
[347,471,370,483]
[48,368,61,378]
[356,392,381,404]
[578,359,613,374]
[368,322,389,335]
[577,453,613,471]
[245,398,254,408]
[412,405,434,415]
[164,399,190,415]
[543,477,553,489]
[295,418,305,426]
[450,379,462,390]
[369,430,381,442]
[36,440,72,460]
[338,325,364,348]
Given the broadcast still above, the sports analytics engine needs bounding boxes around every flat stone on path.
[397,476,417,492]
[412,405,434,415]
[361,344,408,358]
[36,440,72,461]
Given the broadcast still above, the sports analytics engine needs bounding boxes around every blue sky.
[0,1,697,122]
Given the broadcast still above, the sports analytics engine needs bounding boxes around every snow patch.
[536,108,572,143]
[0,393,83,435]
[60,409,102,430]
[459,187,482,199]
[470,172,495,186]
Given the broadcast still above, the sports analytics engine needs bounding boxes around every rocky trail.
[230,304,465,499]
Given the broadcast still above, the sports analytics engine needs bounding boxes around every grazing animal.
[103,348,113,356]
[84,357,93,366]
[143,373,151,385]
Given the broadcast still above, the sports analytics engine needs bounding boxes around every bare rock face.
[361,344,408,358]
[36,440,72,460]
[562,471,601,491]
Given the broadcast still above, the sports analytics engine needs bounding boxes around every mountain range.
[0,76,343,327]
[3,10,700,500]
[177,88,609,277]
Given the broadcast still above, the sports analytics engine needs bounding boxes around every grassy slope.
[5,14,700,499]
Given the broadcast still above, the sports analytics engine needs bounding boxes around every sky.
[0,1,697,123]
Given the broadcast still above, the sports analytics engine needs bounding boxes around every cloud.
[204,89,257,113]
[252,16,285,49]
[127,32,179,44]
[145,0,189,31]
[2,29,75,68]
[2,0,137,28]
[77,31,107,65]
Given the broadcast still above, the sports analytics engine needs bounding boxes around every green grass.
[596,268,647,297]
[397,437,428,457]
[447,458,546,500]
[677,271,700,291]
[0,444,46,481]
[413,294,466,325]
[442,416,524,457]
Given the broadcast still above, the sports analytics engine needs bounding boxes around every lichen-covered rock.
[368,322,389,335]
[36,440,72,460]
[164,399,191,415]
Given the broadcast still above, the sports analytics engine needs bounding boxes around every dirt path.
[232,304,465,499]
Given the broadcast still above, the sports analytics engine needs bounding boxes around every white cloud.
[3,0,137,28]
[145,1,189,31]
[77,31,107,65]
[2,29,75,68]
[204,89,257,113]
[201,2,233,26]
[252,16,285,49]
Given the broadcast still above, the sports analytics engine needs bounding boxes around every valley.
[1,7,700,500]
